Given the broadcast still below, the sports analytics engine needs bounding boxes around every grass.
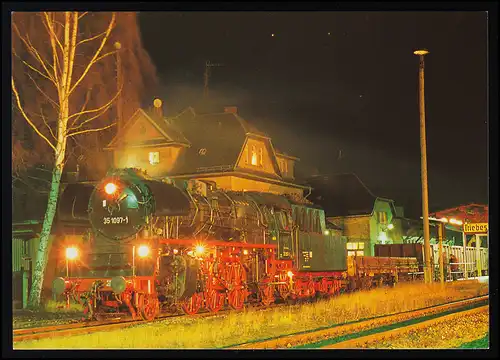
[366,307,489,349]
[15,280,488,349]
[458,335,489,349]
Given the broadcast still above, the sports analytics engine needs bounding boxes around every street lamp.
[414,48,432,284]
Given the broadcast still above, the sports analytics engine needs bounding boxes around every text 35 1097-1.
[103,216,129,225]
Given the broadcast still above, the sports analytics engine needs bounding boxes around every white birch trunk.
[14,11,116,308]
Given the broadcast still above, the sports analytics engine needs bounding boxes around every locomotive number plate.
[103,216,129,225]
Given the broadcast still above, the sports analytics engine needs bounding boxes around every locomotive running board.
[159,238,278,249]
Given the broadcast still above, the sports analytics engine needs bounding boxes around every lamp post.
[414,49,432,284]
[114,41,123,135]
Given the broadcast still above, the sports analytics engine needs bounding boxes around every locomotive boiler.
[53,168,416,320]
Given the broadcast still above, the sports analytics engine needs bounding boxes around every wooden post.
[476,235,482,277]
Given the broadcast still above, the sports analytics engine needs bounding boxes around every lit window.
[347,242,365,250]
[251,145,257,165]
[356,251,364,256]
[284,159,288,173]
[149,151,159,165]
[259,148,263,166]
[378,212,388,224]
[244,147,249,164]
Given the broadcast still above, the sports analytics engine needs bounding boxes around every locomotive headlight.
[65,247,78,260]
[104,182,117,195]
[137,245,150,257]
[195,245,205,256]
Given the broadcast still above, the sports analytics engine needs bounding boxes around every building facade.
[307,173,402,256]
[104,105,307,196]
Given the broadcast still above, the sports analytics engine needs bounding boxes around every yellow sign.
[463,223,488,234]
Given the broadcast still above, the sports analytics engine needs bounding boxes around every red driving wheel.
[182,292,203,315]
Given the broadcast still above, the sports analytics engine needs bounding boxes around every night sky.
[138,11,488,218]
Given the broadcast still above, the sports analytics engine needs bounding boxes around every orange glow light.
[104,182,117,195]
[66,247,78,260]
[137,245,150,257]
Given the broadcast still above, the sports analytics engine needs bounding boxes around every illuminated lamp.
[173,249,179,255]
[324,230,330,235]
[195,245,205,256]
[104,182,117,195]
[287,271,294,278]
[243,249,249,255]
[137,245,150,257]
[387,224,394,230]
[65,247,78,260]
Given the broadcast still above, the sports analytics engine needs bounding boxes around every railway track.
[12,309,218,343]
[322,305,488,349]
[13,301,284,343]
[230,295,489,349]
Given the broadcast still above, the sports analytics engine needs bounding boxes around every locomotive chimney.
[224,106,238,114]
[153,98,163,118]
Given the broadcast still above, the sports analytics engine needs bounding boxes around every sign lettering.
[463,223,488,234]
[103,216,129,225]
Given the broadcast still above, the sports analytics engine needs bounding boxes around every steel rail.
[13,301,285,343]
[230,295,489,349]
[322,305,488,349]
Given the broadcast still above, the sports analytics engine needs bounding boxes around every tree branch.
[12,77,57,152]
[42,12,62,82]
[38,107,58,142]
[42,13,64,57]
[76,28,106,47]
[25,71,59,110]
[13,51,57,85]
[68,88,91,128]
[66,104,114,134]
[65,12,78,99]
[67,122,116,137]
[67,81,122,122]
[13,22,57,85]
[69,12,116,96]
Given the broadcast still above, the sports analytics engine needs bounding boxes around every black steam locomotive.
[53,168,417,320]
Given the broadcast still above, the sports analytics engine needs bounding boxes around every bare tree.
[12,11,120,308]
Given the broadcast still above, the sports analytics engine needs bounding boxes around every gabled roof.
[168,111,247,175]
[168,109,292,180]
[105,108,190,149]
[307,173,380,217]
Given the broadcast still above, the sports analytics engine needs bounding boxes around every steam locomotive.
[53,168,418,321]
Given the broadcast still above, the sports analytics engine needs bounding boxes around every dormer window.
[149,151,160,165]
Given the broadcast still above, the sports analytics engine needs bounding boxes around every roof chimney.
[224,106,238,114]
[153,98,163,118]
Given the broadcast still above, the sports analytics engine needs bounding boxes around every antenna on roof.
[203,60,223,99]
